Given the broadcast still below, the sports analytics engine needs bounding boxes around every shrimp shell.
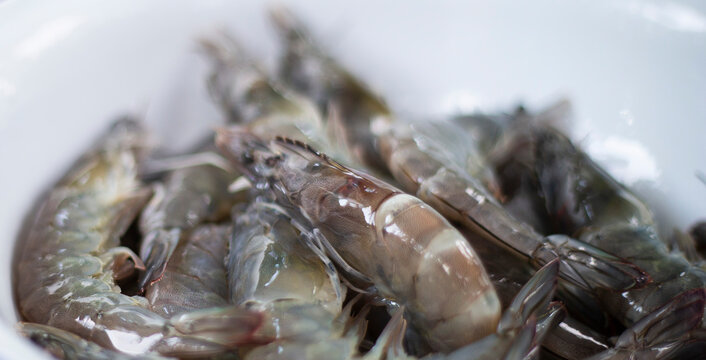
[145,224,231,318]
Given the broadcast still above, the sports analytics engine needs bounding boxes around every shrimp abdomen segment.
[373,193,501,351]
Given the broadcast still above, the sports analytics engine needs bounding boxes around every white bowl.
[1,1,705,358]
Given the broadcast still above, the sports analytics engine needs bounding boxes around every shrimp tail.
[339,296,371,349]
[100,246,145,282]
[542,234,651,291]
[17,323,172,360]
[268,5,305,43]
[499,258,560,333]
[363,307,408,360]
[199,31,259,123]
[587,289,706,360]
[161,306,264,354]
[268,4,317,93]
[530,301,567,357]
[137,228,181,291]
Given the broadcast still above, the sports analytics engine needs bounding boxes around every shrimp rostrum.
[217,128,501,353]
[15,119,261,357]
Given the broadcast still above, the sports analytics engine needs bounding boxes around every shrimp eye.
[310,162,322,171]
[241,151,254,164]
[265,155,282,167]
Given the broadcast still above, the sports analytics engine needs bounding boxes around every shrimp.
[518,124,706,328]
[16,323,171,360]
[15,119,262,357]
[138,162,238,290]
[228,201,377,359]
[217,130,501,352]
[270,7,394,174]
[145,224,231,318]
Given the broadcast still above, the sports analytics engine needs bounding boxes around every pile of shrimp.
[13,7,706,360]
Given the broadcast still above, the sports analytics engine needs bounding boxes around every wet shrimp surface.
[13,7,706,360]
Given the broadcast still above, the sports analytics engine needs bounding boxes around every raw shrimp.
[520,125,706,328]
[16,323,171,360]
[217,130,502,352]
[145,224,231,318]
[138,162,238,290]
[228,201,376,359]
[15,120,261,357]
[270,7,394,174]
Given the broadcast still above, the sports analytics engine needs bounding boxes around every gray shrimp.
[513,124,706,329]
[217,130,501,352]
[138,162,238,290]
[15,119,262,357]
[145,224,231,318]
